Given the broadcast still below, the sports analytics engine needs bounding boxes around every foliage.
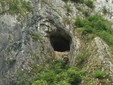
[87,15,111,31]
[57,80,70,85]
[29,32,42,41]
[82,10,90,17]
[85,0,94,9]
[76,6,90,17]
[75,14,113,49]
[92,70,107,79]
[32,80,48,85]
[31,60,85,85]
[75,17,86,27]
[70,0,84,3]
[64,3,72,13]
[0,0,33,16]
[14,60,86,85]
[103,6,109,14]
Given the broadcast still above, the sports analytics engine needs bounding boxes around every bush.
[29,32,42,41]
[14,60,86,85]
[70,0,84,3]
[67,67,82,85]
[87,15,111,31]
[75,14,111,32]
[31,60,84,85]
[85,0,94,9]
[81,26,93,35]
[103,6,108,14]
[32,80,48,85]
[57,81,70,85]
[97,31,113,46]
[82,10,90,17]
[75,14,113,52]
[64,3,72,13]
[75,18,86,27]
[75,14,111,34]
[92,70,107,79]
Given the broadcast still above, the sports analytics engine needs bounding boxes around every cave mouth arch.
[49,30,71,52]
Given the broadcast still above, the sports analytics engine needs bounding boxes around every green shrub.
[81,26,93,35]
[14,60,86,85]
[76,6,90,17]
[97,31,113,46]
[85,0,94,8]
[29,32,42,41]
[103,6,108,14]
[30,60,84,85]
[57,81,70,85]
[32,80,48,85]
[97,31,113,53]
[75,14,113,52]
[75,17,86,27]
[75,14,111,35]
[70,0,84,3]
[37,70,56,84]
[64,3,72,13]
[92,70,107,79]
[82,10,90,17]
[87,15,111,31]
[67,67,82,85]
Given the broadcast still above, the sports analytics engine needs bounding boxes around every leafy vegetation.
[64,3,72,13]
[31,60,85,85]
[70,0,84,3]
[14,60,86,85]
[75,14,113,52]
[82,10,90,17]
[29,32,42,41]
[0,0,33,16]
[92,70,107,79]
[102,6,109,14]
[76,6,90,17]
[85,0,94,9]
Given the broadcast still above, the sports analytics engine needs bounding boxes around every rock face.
[0,0,113,85]
[81,37,113,85]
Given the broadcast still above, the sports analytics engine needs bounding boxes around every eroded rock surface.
[0,0,113,85]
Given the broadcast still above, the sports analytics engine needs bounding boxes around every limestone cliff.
[0,0,113,85]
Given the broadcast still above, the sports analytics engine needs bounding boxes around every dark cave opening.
[49,31,71,52]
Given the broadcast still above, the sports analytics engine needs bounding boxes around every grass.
[75,14,113,52]
[64,3,72,13]
[29,32,42,41]
[76,6,90,17]
[102,6,109,14]
[85,0,94,9]
[92,70,107,79]
[75,14,111,32]
[14,60,86,85]
[70,0,84,3]
[31,60,85,85]
[82,10,90,17]
[0,0,33,16]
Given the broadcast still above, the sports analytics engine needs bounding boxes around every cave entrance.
[49,30,71,52]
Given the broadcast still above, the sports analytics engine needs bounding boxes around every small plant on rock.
[92,70,107,79]
[85,0,94,9]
